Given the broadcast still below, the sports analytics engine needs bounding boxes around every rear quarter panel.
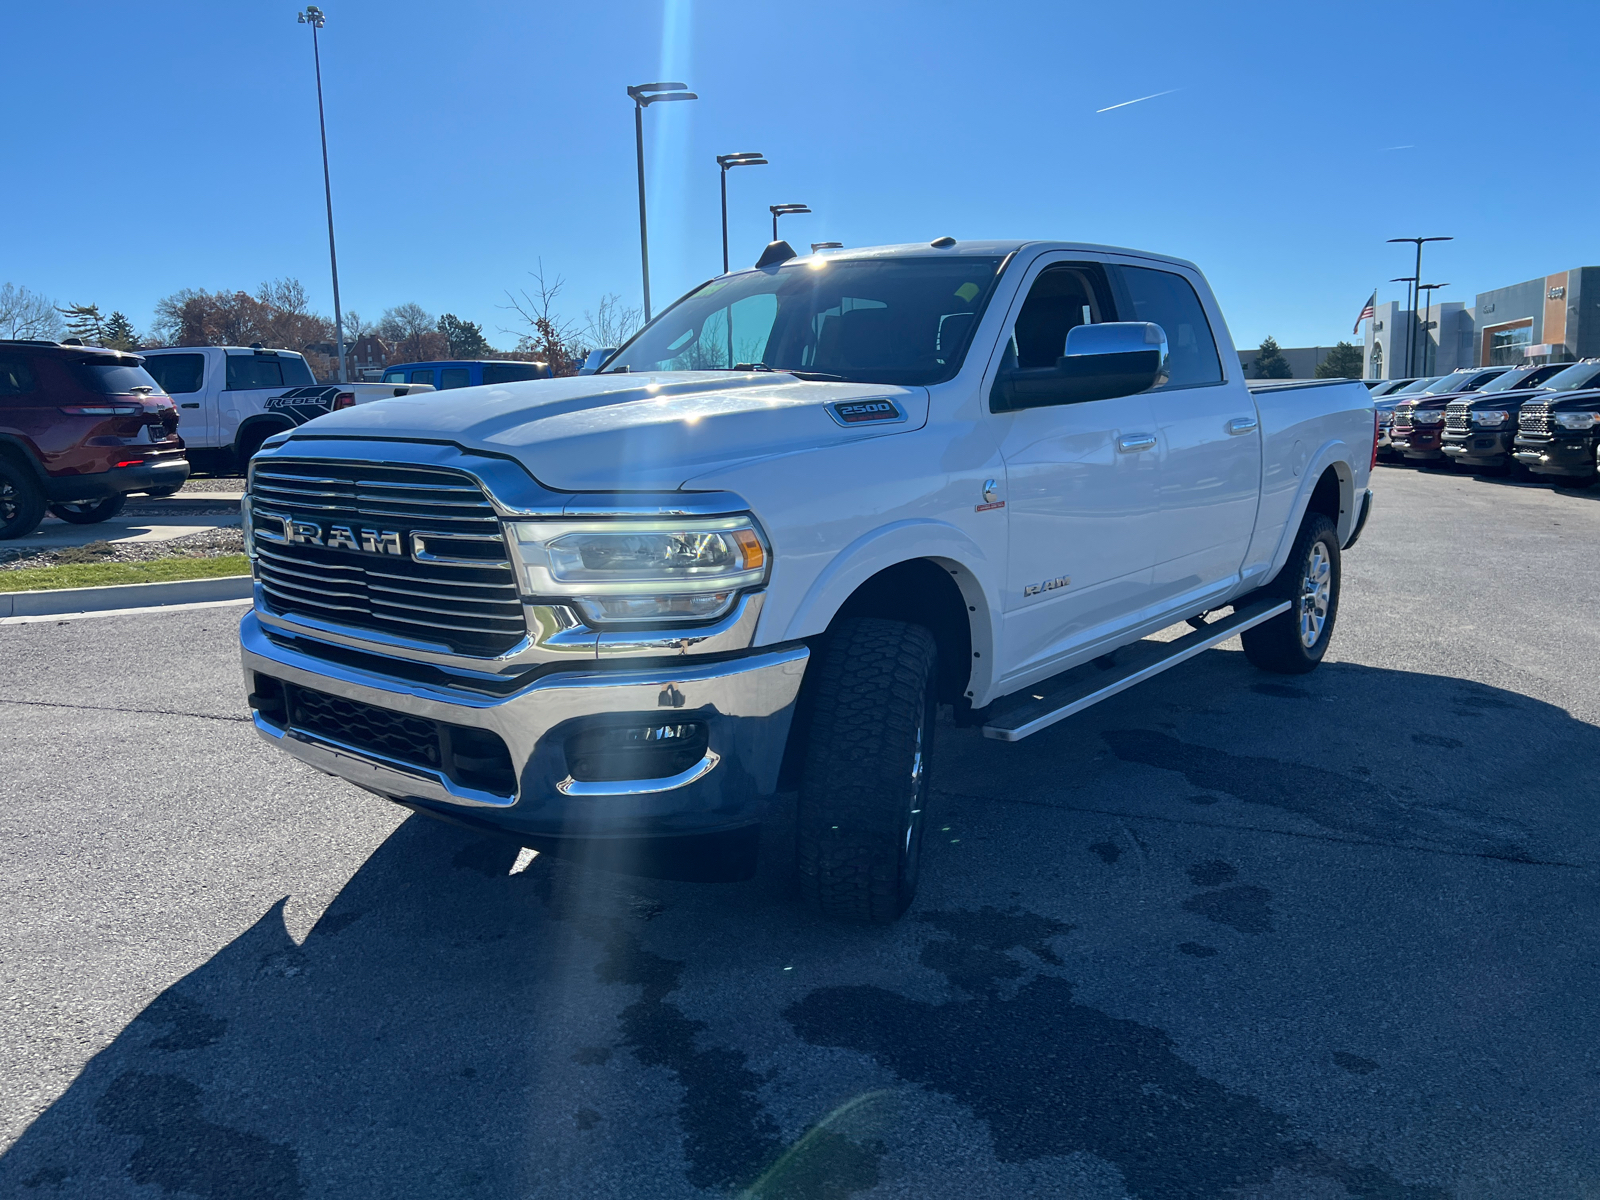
[1243,379,1373,580]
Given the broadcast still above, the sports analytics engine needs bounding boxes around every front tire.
[1241,513,1341,675]
[796,618,937,924]
[0,459,47,540]
[48,495,126,524]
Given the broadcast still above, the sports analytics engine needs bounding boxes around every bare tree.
[500,261,583,375]
[0,283,64,340]
[582,293,642,351]
[378,303,445,361]
[342,310,375,342]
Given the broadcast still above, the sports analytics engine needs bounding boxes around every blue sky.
[5,0,1596,351]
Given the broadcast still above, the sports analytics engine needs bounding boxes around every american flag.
[1353,291,1376,334]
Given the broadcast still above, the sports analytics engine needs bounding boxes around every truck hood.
[287,372,929,490]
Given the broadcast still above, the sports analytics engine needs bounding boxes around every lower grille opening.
[565,722,709,783]
[251,673,516,796]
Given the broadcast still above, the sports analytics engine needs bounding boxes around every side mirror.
[579,347,618,375]
[991,322,1169,412]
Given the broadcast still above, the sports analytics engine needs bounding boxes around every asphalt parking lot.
[1,464,1598,1200]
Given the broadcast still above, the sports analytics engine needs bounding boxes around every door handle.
[180,402,200,409]
[1117,433,1157,453]
[1227,416,1258,435]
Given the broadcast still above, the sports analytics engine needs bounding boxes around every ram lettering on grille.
[249,461,525,657]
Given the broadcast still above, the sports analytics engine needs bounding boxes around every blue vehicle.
[380,360,552,389]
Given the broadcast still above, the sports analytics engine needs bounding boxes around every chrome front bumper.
[241,612,808,840]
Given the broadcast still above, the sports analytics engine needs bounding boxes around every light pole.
[628,82,697,322]
[716,153,767,274]
[297,5,345,384]
[1388,236,1452,377]
[1389,276,1416,377]
[769,204,810,243]
[1415,283,1449,375]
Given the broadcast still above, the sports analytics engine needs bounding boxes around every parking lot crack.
[0,697,250,723]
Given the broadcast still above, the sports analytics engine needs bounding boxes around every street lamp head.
[1390,276,1417,283]
[770,204,811,216]
[629,82,696,106]
[298,5,324,26]
[718,153,768,169]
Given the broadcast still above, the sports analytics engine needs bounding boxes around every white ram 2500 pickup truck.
[139,345,434,479]
[239,239,1375,923]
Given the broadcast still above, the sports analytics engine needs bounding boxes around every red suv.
[0,341,189,540]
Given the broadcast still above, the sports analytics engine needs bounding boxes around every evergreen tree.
[58,302,107,345]
[438,313,491,358]
[1254,336,1293,379]
[101,311,140,351]
[1314,341,1364,380]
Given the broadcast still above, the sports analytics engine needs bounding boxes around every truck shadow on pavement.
[3,655,1596,1199]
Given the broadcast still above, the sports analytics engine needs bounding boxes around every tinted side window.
[144,353,205,394]
[279,356,316,386]
[482,362,549,384]
[439,368,471,389]
[1116,266,1223,389]
[409,369,435,385]
[225,356,285,389]
[1003,264,1116,371]
[0,358,38,397]
[381,370,407,384]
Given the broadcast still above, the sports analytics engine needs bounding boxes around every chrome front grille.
[1444,403,1471,433]
[1390,407,1413,432]
[1519,402,1551,436]
[248,460,526,657]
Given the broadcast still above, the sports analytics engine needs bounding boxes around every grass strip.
[0,555,250,593]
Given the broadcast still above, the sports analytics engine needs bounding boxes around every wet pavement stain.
[785,907,1445,1199]
[1090,841,1122,864]
[94,1072,303,1199]
[1177,943,1219,958]
[136,991,228,1052]
[1187,860,1238,888]
[1183,886,1276,935]
[593,923,785,1191]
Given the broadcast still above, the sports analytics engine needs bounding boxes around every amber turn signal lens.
[733,528,765,571]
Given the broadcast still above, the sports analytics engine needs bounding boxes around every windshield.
[1543,362,1600,391]
[1424,372,1492,394]
[605,256,1006,386]
[75,360,165,396]
[1392,376,1443,395]
[1476,368,1537,393]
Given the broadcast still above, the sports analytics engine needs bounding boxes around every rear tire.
[48,495,126,525]
[1241,513,1341,675]
[796,617,937,924]
[0,459,47,540]
[235,425,287,472]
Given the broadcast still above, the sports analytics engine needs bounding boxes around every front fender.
[766,518,1001,697]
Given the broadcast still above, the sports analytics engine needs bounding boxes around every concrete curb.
[0,573,253,618]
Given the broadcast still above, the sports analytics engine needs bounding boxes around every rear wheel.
[48,495,126,524]
[0,459,47,540]
[1241,513,1341,675]
[796,617,937,924]
[235,424,287,471]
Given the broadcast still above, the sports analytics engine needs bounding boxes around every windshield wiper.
[729,362,846,382]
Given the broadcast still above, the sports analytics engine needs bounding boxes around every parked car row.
[1373,362,1600,488]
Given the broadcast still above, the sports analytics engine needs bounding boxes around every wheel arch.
[0,434,47,481]
[234,415,295,462]
[1265,445,1358,585]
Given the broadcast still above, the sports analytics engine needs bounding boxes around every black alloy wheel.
[47,495,127,525]
[0,460,47,540]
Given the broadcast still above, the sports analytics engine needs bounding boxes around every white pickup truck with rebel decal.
[138,345,434,476]
[239,237,1376,924]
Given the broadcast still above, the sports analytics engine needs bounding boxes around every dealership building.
[1362,266,1600,380]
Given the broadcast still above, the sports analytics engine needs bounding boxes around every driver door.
[993,258,1162,687]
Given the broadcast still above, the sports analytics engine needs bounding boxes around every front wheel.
[47,494,126,524]
[796,618,937,924]
[1241,513,1341,675]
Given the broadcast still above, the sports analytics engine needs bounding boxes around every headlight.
[510,515,769,625]
[1553,411,1600,431]
[1412,409,1445,425]
[1472,410,1509,427]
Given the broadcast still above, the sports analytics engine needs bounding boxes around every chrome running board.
[981,598,1292,742]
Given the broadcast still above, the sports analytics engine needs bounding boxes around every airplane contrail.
[1095,89,1180,113]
